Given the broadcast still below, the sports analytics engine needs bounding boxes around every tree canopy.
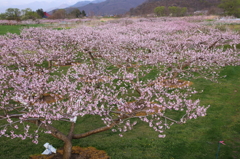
[218,0,240,17]
[21,8,40,20]
[5,8,21,20]
[154,6,166,16]
[0,18,239,158]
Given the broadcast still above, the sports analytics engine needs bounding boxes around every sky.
[0,0,90,6]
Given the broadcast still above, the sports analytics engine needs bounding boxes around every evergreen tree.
[82,10,86,17]
[36,9,44,18]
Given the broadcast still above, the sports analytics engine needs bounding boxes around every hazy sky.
[0,0,92,6]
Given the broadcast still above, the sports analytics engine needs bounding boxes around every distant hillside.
[70,0,106,8]
[49,0,106,15]
[128,0,222,16]
[77,0,147,16]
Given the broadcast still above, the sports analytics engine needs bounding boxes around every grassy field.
[0,22,240,159]
[0,24,44,35]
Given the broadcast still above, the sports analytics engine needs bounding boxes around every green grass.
[0,66,240,159]
[0,24,44,35]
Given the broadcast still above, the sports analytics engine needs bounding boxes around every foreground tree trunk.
[63,140,72,159]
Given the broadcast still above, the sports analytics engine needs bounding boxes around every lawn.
[0,24,44,35]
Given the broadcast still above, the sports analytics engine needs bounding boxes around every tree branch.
[88,51,97,69]
[67,122,75,139]
[72,122,116,139]
[160,115,182,124]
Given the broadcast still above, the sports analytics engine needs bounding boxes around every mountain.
[128,0,222,16]
[77,0,147,16]
[53,0,106,15]
[46,4,71,13]
[70,0,106,8]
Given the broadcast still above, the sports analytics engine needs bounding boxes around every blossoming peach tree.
[0,18,239,158]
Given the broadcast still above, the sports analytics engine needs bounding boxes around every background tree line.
[0,8,86,20]
[49,8,86,19]
[130,0,240,18]
[218,0,240,18]
[154,0,240,18]
[154,6,187,17]
[0,8,43,20]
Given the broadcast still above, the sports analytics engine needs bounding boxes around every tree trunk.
[62,122,75,159]
[63,139,72,159]
[27,120,74,159]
